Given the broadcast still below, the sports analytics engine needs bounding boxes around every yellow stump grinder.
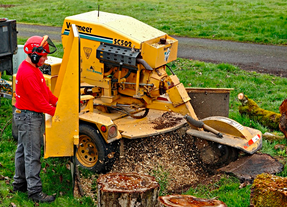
[12,11,262,173]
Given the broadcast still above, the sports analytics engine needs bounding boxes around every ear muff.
[30,47,42,64]
[30,53,41,64]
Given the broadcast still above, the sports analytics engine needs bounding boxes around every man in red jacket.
[13,35,58,203]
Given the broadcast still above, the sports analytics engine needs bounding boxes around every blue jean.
[13,110,44,196]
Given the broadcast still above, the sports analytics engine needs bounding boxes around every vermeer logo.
[66,22,93,33]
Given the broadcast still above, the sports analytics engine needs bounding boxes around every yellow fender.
[186,116,262,154]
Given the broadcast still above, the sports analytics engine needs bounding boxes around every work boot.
[29,192,56,203]
[13,183,27,193]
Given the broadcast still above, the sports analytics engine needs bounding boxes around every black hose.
[165,64,175,75]
[184,115,204,128]
[136,58,153,71]
[112,63,132,82]
[184,115,223,138]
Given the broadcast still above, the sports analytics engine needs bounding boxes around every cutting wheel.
[194,138,238,169]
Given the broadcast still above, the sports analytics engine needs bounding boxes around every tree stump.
[97,172,160,207]
[250,173,287,207]
[218,154,284,183]
[159,195,227,207]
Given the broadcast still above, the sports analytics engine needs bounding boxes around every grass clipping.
[110,123,209,194]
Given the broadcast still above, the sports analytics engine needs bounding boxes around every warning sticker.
[84,47,92,59]
[164,48,170,62]
[218,117,244,131]
[2,26,8,32]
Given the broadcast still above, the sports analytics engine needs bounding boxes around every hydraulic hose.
[184,115,223,138]
[165,64,175,75]
[112,62,132,82]
[136,58,153,71]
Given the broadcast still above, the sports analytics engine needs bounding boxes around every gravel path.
[17,23,287,77]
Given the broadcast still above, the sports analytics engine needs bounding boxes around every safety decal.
[84,47,92,59]
[164,48,170,62]
[2,26,8,32]
[218,117,244,131]
[63,30,113,44]
[243,134,261,149]
[86,66,102,75]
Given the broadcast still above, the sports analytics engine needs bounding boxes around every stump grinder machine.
[12,11,262,173]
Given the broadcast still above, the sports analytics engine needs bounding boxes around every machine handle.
[184,115,223,138]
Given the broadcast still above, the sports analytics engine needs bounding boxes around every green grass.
[166,59,287,207]
[3,37,287,207]
[0,100,95,206]
[184,175,251,207]
[1,1,287,205]
[1,59,286,206]
[0,76,114,205]
[2,0,287,44]
[170,59,287,117]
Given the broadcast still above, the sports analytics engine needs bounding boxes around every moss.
[251,173,287,207]
[239,96,281,130]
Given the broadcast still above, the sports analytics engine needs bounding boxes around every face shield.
[33,35,57,55]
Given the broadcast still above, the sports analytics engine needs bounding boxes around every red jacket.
[15,60,58,116]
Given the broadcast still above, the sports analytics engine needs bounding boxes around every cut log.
[263,133,285,142]
[159,195,227,207]
[238,93,281,131]
[97,172,160,207]
[250,173,287,207]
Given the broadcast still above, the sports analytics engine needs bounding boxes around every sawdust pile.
[111,125,210,193]
[151,112,184,130]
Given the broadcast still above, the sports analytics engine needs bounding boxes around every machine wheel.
[76,123,119,173]
[194,138,238,170]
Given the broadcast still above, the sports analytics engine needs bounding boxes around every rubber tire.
[76,123,118,173]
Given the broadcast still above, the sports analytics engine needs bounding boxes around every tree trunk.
[97,172,160,207]
[159,195,227,207]
[263,133,285,142]
[238,93,281,131]
[279,99,287,138]
[250,173,287,207]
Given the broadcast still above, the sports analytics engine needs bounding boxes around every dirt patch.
[0,4,15,9]
[195,58,287,78]
[235,63,287,78]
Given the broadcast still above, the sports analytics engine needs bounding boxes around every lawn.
[1,58,287,206]
[1,0,287,44]
[0,1,287,206]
